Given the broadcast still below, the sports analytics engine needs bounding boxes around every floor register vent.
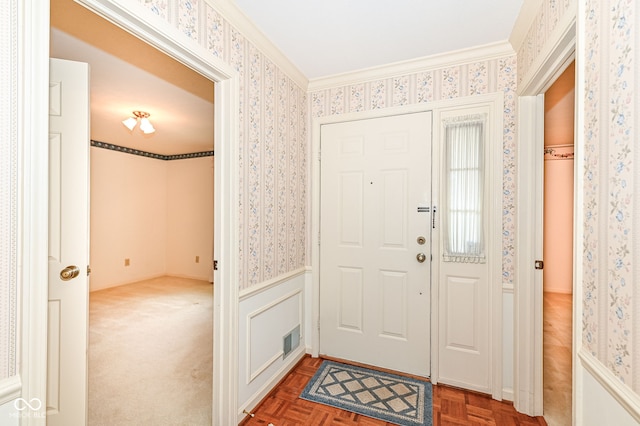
[283,325,300,359]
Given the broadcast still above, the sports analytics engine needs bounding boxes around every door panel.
[438,268,489,390]
[48,58,90,426]
[320,112,432,377]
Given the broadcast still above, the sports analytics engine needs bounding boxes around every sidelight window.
[443,114,486,263]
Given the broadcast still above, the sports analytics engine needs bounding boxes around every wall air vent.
[283,324,301,360]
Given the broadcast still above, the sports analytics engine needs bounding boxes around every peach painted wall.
[90,147,213,291]
[543,63,574,294]
[166,156,214,281]
[543,153,574,293]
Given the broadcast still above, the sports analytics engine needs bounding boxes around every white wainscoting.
[0,376,21,407]
[502,287,514,401]
[577,354,640,425]
[0,397,20,425]
[237,269,308,422]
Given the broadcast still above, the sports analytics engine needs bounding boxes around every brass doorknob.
[60,265,80,281]
[416,253,426,263]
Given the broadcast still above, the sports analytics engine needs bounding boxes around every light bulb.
[139,117,155,134]
[122,116,137,131]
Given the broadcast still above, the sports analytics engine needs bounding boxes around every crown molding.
[206,0,308,90]
[307,41,515,92]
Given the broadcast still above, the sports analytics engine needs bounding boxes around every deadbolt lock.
[417,236,426,245]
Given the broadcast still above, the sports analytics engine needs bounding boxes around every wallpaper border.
[90,140,214,160]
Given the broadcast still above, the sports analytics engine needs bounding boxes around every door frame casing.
[20,0,240,424]
[311,94,504,396]
[513,12,576,417]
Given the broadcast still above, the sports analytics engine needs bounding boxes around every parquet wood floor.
[240,356,547,426]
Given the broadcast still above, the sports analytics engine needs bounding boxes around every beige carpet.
[88,276,213,425]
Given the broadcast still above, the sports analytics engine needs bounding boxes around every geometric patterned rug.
[300,360,432,425]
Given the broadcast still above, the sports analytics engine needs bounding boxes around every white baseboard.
[502,388,514,402]
[237,348,307,424]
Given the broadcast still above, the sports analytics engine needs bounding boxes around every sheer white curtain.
[443,114,486,263]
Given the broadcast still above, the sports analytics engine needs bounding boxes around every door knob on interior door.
[60,265,80,281]
[416,253,426,263]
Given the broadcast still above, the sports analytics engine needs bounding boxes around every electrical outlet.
[124,258,130,266]
[195,256,200,263]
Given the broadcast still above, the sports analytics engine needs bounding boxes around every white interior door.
[47,58,90,426]
[319,112,432,377]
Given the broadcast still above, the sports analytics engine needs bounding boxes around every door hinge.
[535,260,544,270]
[87,265,92,276]
[213,260,219,271]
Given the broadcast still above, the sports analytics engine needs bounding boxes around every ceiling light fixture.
[122,110,156,134]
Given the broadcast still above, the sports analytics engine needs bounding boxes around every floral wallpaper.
[517,0,575,86]
[139,0,308,290]
[581,0,637,391]
[309,57,519,285]
[521,0,639,394]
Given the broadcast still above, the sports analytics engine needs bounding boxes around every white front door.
[319,112,432,376]
[47,58,90,426]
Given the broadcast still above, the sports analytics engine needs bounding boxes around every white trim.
[239,267,306,301]
[247,351,283,385]
[489,96,505,400]
[573,4,586,422]
[311,92,504,396]
[308,41,515,92]
[578,350,640,423]
[205,0,308,89]
[502,285,515,402]
[236,348,306,424]
[18,0,51,424]
[0,376,21,406]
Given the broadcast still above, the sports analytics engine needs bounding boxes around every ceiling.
[234,0,526,79]
[50,0,527,155]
